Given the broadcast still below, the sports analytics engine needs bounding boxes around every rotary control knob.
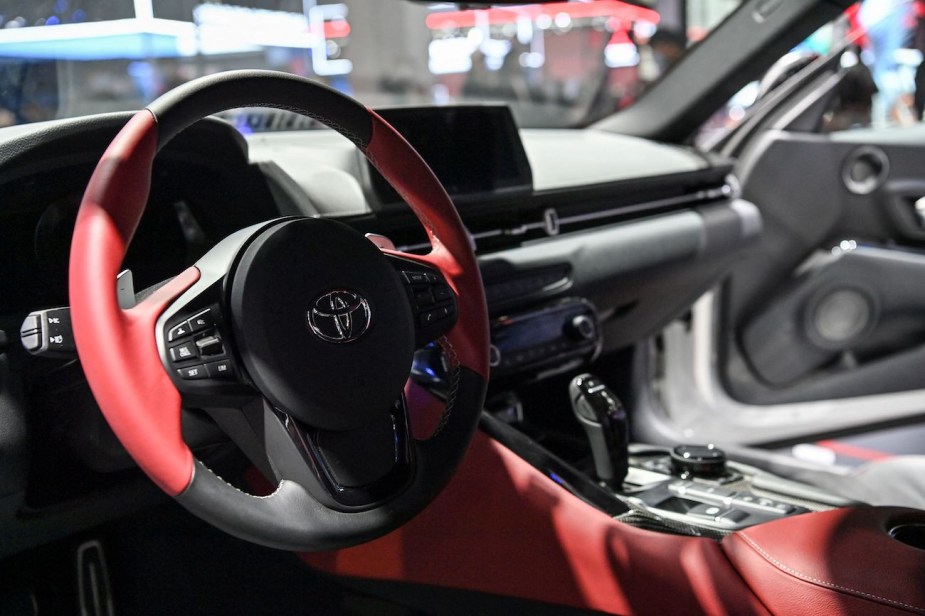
[670,444,727,479]
[567,314,596,341]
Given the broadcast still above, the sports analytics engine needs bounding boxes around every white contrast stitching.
[196,460,282,501]
[740,533,925,613]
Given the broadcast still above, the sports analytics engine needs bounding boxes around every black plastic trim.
[479,413,628,517]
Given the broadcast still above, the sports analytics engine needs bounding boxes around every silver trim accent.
[364,233,396,251]
[395,185,732,253]
[116,269,135,309]
[76,540,115,616]
[842,145,890,195]
[543,208,560,236]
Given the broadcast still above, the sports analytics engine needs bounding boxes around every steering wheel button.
[168,322,191,341]
[169,342,198,362]
[188,309,214,333]
[432,285,452,302]
[195,335,224,356]
[178,365,208,380]
[205,360,234,379]
[414,288,435,307]
[403,271,428,284]
[419,309,440,326]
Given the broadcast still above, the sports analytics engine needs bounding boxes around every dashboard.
[0,106,760,555]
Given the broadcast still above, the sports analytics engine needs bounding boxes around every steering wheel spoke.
[261,396,415,510]
[154,222,275,407]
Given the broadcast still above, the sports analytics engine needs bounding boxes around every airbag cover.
[230,218,414,430]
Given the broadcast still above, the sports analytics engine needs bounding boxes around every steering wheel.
[68,71,489,551]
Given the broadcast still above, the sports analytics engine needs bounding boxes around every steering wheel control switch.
[158,282,250,403]
[20,307,77,358]
[168,306,216,341]
[396,264,459,347]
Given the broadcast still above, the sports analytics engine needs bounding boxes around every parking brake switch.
[569,373,629,491]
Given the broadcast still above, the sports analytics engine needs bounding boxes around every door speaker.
[805,286,875,348]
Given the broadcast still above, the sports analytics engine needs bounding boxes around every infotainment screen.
[368,105,532,207]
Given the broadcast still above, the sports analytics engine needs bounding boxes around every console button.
[683,483,736,505]
[169,342,198,362]
[732,494,795,515]
[670,444,727,478]
[178,365,208,380]
[715,509,751,528]
[206,360,234,379]
[686,503,729,521]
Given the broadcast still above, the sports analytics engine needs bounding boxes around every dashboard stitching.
[739,533,925,613]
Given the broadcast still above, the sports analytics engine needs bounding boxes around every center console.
[319,359,925,615]
[479,409,848,537]
[319,315,925,615]
[414,297,851,536]
[474,358,854,537]
[623,445,818,532]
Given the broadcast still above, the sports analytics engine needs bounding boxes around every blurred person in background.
[858,0,915,124]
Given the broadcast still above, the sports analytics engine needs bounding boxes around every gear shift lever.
[569,374,629,490]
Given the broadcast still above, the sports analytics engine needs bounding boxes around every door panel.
[636,126,925,447]
[721,125,925,406]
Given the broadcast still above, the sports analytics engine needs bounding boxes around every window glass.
[698,0,925,146]
[0,0,743,130]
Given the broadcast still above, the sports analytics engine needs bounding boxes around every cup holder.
[890,524,925,550]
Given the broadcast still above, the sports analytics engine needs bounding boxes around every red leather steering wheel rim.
[69,71,489,550]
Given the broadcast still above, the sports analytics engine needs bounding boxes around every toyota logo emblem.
[307,289,372,344]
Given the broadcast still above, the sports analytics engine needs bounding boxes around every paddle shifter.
[569,374,629,491]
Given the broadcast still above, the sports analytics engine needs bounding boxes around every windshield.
[0,0,742,130]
